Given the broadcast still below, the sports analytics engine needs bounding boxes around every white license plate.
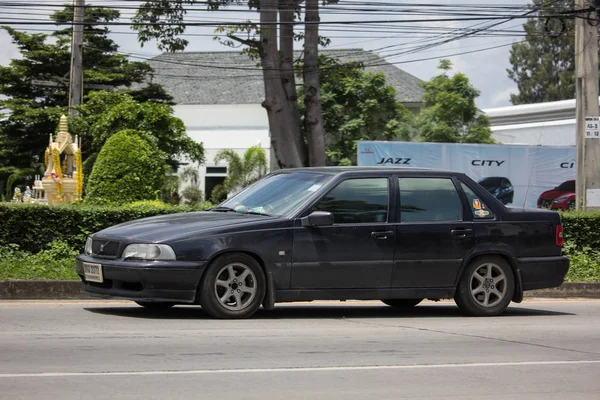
[83,262,103,283]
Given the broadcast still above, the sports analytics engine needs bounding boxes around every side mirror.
[301,211,334,227]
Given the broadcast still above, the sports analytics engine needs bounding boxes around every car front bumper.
[517,256,570,291]
[75,255,207,303]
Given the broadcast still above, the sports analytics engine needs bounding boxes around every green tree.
[299,56,415,166]
[507,0,576,104]
[71,91,204,174]
[133,0,340,168]
[0,5,172,197]
[213,146,268,198]
[86,130,165,204]
[417,60,493,144]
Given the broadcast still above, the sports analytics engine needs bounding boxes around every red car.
[538,180,576,211]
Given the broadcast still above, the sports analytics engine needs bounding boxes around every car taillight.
[556,224,564,247]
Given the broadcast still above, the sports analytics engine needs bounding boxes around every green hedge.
[561,211,600,251]
[0,202,212,254]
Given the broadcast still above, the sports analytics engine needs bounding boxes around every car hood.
[539,189,573,200]
[93,211,279,242]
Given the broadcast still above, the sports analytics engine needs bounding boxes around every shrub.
[0,202,212,254]
[561,211,600,251]
[86,130,165,204]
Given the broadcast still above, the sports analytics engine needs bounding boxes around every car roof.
[276,166,461,176]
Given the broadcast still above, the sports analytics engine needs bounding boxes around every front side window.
[461,182,495,220]
[313,178,389,224]
[399,178,463,222]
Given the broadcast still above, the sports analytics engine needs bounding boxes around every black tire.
[199,253,266,319]
[381,299,423,308]
[135,301,176,310]
[568,200,576,210]
[454,256,515,316]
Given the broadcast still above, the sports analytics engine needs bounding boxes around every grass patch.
[564,246,600,282]
[0,241,79,280]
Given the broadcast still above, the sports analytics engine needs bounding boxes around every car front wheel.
[454,256,514,316]
[199,253,266,319]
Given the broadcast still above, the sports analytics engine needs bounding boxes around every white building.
[484,99,580,146]
[147,49,425,199]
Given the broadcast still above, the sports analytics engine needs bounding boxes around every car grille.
[91,239,120,259]
[539,199,553,209]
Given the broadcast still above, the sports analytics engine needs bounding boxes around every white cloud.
[490,86,518,107]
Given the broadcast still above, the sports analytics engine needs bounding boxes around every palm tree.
[179,165,203,205]
[214,146,268,198]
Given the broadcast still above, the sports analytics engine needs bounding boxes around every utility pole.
[575,0,600,210]
[68,0,85,117]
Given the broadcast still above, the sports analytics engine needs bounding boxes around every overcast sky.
[0,0,531,109]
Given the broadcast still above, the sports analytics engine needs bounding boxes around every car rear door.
[391,176,474,288]
[290,176,396,289]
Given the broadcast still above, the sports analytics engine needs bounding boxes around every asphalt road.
[1,299,599,400]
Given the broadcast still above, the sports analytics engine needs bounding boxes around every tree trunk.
[279,1,307,166]
[303,0,326,166]
[259,0,303,168]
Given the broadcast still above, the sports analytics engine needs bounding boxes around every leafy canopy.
[71,91,205,170]
[86,130,166,205]
[298,56,415,166]
[417,60,493,144]
[0,5,172,195]
[507,0,576,104]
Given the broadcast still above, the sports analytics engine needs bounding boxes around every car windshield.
[220,172,332,217]
[556,181,575,192]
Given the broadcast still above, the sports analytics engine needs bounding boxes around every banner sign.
[357,141,576,209]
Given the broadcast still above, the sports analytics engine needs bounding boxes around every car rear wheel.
[454,256,514,316]
[135,301,176,310]
[381,299,423,308]
[199,253,266,319]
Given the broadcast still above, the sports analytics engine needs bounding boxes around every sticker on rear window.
[308,184,322,192]
[474,209,490,217]
[473,199,482,209]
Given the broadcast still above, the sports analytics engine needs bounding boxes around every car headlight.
[553,197,568,204]
[85,237,92,255]
[122,244,176,261]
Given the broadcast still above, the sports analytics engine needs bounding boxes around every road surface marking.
[1,360,599,378]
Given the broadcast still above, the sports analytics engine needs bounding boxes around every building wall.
[173,104,270,199]
[484,100,578,146]
[491,119,576,146]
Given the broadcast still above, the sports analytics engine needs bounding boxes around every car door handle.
[371,231,395,240]
[450,229,473,239]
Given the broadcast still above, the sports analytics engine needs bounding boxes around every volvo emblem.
[98,242,107,254]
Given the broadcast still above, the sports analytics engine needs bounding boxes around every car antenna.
[522,125,545,210]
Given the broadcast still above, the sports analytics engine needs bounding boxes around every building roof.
[146,49,424,106]
[483,98,583,126]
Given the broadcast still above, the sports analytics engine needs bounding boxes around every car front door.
[392,177,474,288]
[291,176,395,289]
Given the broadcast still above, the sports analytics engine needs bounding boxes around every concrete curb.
[0,280,85,300]
[1,281,600,300]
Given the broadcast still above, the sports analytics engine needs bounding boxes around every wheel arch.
[197,249,274,308]
[457,250,523,303]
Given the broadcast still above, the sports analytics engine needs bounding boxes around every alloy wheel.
[214,263,258,311]
[469,263,507,308]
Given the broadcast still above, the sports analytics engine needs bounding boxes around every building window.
[206,167,227,174]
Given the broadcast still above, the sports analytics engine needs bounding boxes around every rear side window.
[313,178,389,224]
[461,182,495,220]
[399,178,463,222]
